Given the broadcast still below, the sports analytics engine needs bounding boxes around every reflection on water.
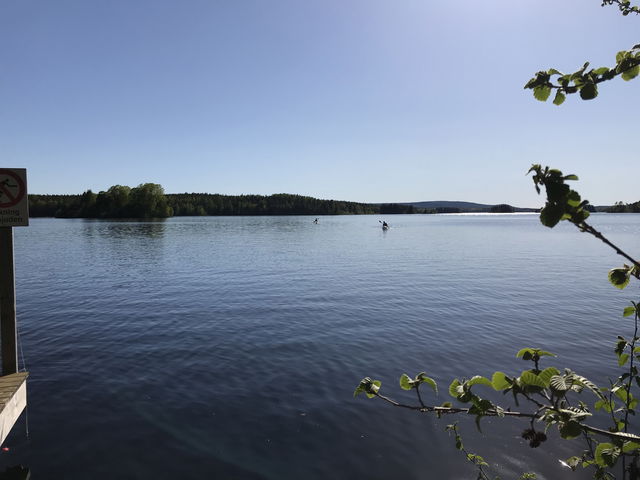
[81,219,167,239]
[5,214,640,479]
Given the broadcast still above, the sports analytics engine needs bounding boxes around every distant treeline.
[169,193,389,216]
[606,201,640,213]
[28,187,428,218]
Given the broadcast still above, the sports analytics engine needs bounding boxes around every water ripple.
[5,213,638,479]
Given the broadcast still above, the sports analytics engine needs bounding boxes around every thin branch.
[522,392,547,410]
[623,311,639,434]
[415,385,426,408]
[622,310,639,480]
[582,424,640,442]
[580,222,640,272]
[374,392,640,442]
[602,0,640,15]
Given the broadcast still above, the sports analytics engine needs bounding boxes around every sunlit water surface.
[3,214,639,479]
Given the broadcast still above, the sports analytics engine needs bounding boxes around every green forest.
[606,201,640,213]
[28,184,173,219]
[27,185,425,218]
[26,183,639,219]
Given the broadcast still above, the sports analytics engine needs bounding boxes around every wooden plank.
[0,227,17,375]
[0,372,27,446]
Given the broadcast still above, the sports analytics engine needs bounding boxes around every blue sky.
[0,0,638,206]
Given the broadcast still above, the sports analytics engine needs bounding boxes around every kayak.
[382,225,389,231]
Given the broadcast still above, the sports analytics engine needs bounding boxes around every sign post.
[0,168,28,375]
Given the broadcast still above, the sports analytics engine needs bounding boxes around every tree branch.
[580,222,640,273]
[602,0,640,16]
[373,392,640,443]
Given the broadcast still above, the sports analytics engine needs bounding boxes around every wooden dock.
[0,372,28,446]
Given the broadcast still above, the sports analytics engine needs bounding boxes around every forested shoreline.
[606,201,640,213]
[27,183,638,219]
[28,187,425,218]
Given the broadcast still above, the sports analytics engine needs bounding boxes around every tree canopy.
[29,183,173,219]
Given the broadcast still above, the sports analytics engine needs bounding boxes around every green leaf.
[615,338,627,355]
[467,376,492,388]
[567,190,581,207]
[595,399,614,413]
[559,420,583,439]
[619,354,630,366]
[617,51,628,63]
[540,204,564,228]
[563,174,578,181]
[553,90,566,106]
[550,375,569,392]
[609,268,631,289]
[593,67,610,75]
[416,373,438,393]
[570,72,584,83]
[449,379,462,398]
[491,371,511,391]
[546,180,570,199]
[354,377,380,398]
[524,77,539,89]
[571,374,604,399]
[621,64,640,81]
[516,348,556,359]
[538,367,560,387]
[614,386,633,405]
[399,373,414,390]
[595,443,619,468]
[466,453,488,467]
[366,380,381,398]
[533,85,552,102]
[579,83,598,100]
[520,371,546,388]
[560,456,581,471]
[576,208,589,222]
[516,348,533,359]
[623,441,640,453]
[623,306,637,317]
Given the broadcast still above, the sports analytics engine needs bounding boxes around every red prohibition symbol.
[0,169,26,208]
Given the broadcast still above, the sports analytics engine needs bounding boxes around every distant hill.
[401,201,538,213]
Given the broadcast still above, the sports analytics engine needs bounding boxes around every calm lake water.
[2,213,639,479]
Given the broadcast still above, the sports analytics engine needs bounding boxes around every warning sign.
[0,169,28,227]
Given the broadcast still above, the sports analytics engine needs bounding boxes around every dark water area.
[2,213,639,479]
